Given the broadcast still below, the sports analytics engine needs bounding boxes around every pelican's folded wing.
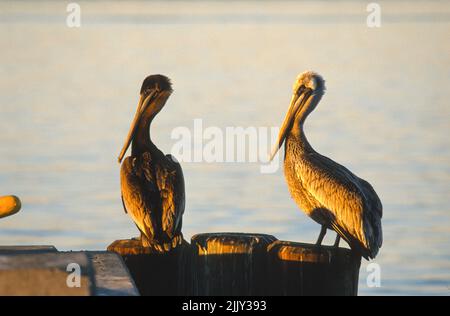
[120,156,157,238]
[294,153,381,258]
[155,154,185,238]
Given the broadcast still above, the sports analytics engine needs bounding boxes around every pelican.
[118,75,185,252]
[270,71,383,259]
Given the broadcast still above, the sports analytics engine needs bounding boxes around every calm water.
[0,1,449,295]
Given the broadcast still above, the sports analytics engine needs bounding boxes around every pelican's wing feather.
[120,156,158,239]
[295,152,382,258]
[156,154,185,237]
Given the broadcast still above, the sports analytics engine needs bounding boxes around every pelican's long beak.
[118,91,156,163]
[269,88,311,161]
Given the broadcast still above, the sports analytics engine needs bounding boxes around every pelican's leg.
[333,234,341,248]
[315,225,327,246]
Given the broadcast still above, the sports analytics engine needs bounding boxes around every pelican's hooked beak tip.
[268,148,278,162]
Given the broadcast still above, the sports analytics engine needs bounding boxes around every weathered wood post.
[190,232,277,295]
[267,240,361,296]
[108,235,361,296]
[107,239,190,295]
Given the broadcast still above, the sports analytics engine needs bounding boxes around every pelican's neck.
[131,112,158,156]
[288,99,316,153]
[288,92,324,153]
[289,123,313,153]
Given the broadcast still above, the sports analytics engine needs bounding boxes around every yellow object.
[0,195,21,219]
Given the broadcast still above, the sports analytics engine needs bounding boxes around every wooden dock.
[0,246,139,296]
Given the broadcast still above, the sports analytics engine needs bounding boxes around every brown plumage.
[270,71,383,259]
[118,75,185,252]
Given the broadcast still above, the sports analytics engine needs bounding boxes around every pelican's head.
[269,71,325,161]
[118,74,173,163]
[292,71,325,97]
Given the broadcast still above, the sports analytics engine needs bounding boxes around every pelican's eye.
[296,85,306,96]
[143,88,156,97]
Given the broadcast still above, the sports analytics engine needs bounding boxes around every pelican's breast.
[283,139,328,225]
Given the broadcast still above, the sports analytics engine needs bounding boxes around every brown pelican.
[118,75,185,252]
[270,71,383,259]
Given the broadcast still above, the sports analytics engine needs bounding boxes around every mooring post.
[108,235,361,296]
[267,240,361,296]
[107,239,190,295]
[189,232,277,295]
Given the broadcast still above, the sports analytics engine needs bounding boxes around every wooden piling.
[107,233,362,296]
[190,232,277,295]
[267,240,361,296]
[107,238,190,296]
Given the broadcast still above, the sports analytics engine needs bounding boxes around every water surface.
[0,1,449,295]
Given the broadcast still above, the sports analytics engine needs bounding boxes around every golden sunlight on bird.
[271,71,383,260]
[118,75,185,253]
